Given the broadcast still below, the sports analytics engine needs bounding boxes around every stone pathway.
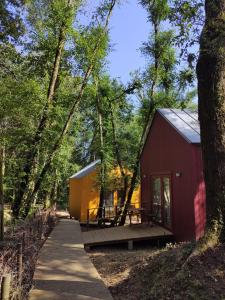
[29,219,113,300]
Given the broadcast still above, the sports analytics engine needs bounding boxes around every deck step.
[82,224,173,247]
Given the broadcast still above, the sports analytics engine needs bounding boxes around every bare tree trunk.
[21,0,117,217]
[89,129,98,162]
[96,88,105,219]
[196,0,225,241]
[109,101,128,206]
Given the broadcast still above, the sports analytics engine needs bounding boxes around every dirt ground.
[87,241,164,300]
[87,241,225,300]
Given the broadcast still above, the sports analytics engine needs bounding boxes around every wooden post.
[128,240,133,250]
[86,209,89,231]
[1,274,11,300]
[39,215,43,238]
[17,242,23,285]
[114,205,117,217]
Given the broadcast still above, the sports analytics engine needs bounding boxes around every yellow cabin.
[69,160,140,222]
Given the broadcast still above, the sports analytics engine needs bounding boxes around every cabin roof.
[70,159,101,179]
[157,108,200,144]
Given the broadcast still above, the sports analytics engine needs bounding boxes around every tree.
[0,44,48,219]
[70,74,142,222]
[95,78,107,219]
[169,0,204,60]
[0,0,25,42]
[0,0,118,219]
[20,0,117,217]
[0,121,6,241]
[196,0,225,241]
[117,0,195,226]
[13,0,82,217]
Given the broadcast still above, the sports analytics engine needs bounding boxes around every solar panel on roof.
[171,109,200,134]
[158,109,201,144]
[183,109,198,122]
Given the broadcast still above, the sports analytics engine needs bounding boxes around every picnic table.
[127,207,156,225]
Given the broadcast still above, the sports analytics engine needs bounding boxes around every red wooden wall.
[141,112,206,242]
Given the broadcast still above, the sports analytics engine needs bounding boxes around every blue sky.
[81,1,199,103]
[106,1,149,84]
[82,0,149,85]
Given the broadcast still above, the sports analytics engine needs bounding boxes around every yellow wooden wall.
[69,169,141,223]
[69,169,99,222]
[113,186,140,208]
[131,186,141,208]
[69,178,82,220]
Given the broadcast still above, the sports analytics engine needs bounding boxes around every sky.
[106,1,149,84]
[83,0,149,85]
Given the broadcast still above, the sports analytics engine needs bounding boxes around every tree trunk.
[96,89,105,219]
[13,10,70,217]
[118,19,162,226]
[44,178,57,209]
[120,176,128,207]
[109,100,128,205]
[20,0,117,217]
[0,144,5,241]
[118,18,160,226]
[118,100,156,226]
[196,0,225,240]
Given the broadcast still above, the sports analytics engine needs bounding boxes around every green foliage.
[140,0,170,23]
[1,0,118,213]
[1,0,201,215]
[169,0,204,59]
[136,0,197,125]
[73,25,109,75]
[24,0,82,77]
[0,0,25,42]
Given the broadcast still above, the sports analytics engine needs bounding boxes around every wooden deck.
[82,224,173,247]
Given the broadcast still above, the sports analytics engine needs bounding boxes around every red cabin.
[140,109,206,242]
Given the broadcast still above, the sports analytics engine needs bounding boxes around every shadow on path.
[29,219,113,300]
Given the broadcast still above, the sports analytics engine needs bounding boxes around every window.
[104,191,114,207]
[163,177,171,227]
[152,177,162,222]
[151,175,172,228]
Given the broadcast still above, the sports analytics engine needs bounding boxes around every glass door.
[163,177,172,228]
[152,177,162,223]
[151,175,172,228]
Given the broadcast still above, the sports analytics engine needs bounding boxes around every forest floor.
[87,240,225,300]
